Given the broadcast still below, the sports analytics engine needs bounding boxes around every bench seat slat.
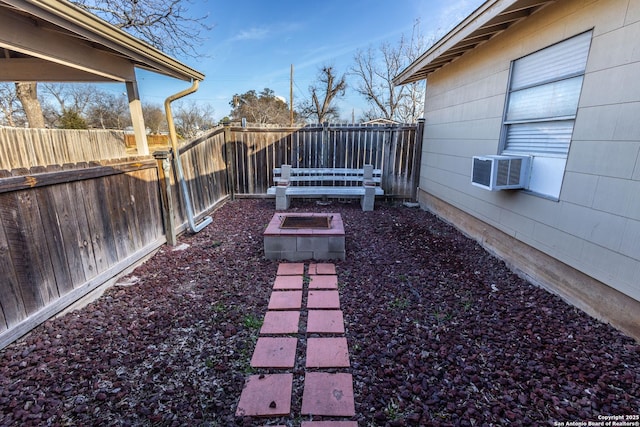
[273,167,381,175]
[273,168,382,177]
[274,176,381,183]
[267,186,384,196]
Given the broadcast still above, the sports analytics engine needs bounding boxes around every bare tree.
[301,66,347,123]
[0,83,26,127]
[39,83,97,128]
[43,83,97,115]
[73,0,210,58]
[173,100,215,138]
[12,0,209,128]
[87,91,131,129]
[143,104,167,134]
[396,21,431,123]
[35,83,161,131]
[351,20,428,123]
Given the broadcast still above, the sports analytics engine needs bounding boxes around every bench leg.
[275,186,290,210]
[361,186,375,211]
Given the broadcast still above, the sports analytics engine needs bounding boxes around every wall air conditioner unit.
[471,155,531,191]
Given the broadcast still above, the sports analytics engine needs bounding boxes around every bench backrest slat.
[273,167,381,176]
[279,176,381,182]
[272,165,381,189]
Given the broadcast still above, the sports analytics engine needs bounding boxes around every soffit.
[0,0,204,82]
[394,0,555,85]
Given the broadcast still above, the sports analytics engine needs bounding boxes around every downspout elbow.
[164,79,212,233]
[165,79,200,154]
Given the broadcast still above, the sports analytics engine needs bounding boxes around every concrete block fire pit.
[263,213,345,261]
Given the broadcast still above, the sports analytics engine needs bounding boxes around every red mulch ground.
[1,199,638,426]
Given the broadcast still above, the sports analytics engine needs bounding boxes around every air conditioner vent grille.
[496,158,523,186]
[471,155,530,191]
[472,158,492,187]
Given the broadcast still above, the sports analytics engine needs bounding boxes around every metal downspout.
[164,80,213,233]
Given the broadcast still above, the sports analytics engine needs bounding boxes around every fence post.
[223,123,236,200]
[322,122,329,168]
[154,150,177,246]
[411,118,426,202]
[381,126,394,195]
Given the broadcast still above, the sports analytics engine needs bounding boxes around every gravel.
[1,199,638,426]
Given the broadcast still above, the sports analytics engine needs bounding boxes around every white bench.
[267,165,384,211]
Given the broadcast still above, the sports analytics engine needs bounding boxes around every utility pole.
[290,64,294,127]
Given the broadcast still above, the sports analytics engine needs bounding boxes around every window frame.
[498,30,593,199]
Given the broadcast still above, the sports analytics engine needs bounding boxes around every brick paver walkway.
[236,262,356,425]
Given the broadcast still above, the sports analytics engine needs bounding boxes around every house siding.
[420,0,640,303]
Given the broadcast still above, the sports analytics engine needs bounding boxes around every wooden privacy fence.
[225,121,423,199]
[0,127,127,170]
[166,126,230,234]
[160,121,423,238]
[0,158,166,349]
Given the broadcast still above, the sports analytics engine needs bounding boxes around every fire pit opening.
[280,215,332,229]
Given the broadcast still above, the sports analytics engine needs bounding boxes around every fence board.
[112,174,138,259]
[32,166,75,296]
[126,171,145,250]
[6,182,56,312]
[88,175,121,268]
[132,168,162,247]
[0,172,27,329]
[63,163,101,279]
[56,173,94,287]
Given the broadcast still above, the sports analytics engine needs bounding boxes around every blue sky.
[126,0,485,121]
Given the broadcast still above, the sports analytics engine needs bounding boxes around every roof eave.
[3,0,205,82]
[394,0,555,85]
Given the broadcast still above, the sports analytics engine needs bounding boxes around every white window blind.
[510,31,592,90]
[502,31,592,158]
[504,121,575,156]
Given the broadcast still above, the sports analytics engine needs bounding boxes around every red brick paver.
[236,373,293,416]
[307,290,341,309]
[308,274,338,289]
[301,372,355,416]
[251,337,297,368]
[309,263,337,275]
[306,337,350,368]
[260,311,300,334]
[277,263,305,275]
[273,275,304,290]
[268,291,303,310]
[307,310,345,334]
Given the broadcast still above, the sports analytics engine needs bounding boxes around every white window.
[500,31,592,198]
